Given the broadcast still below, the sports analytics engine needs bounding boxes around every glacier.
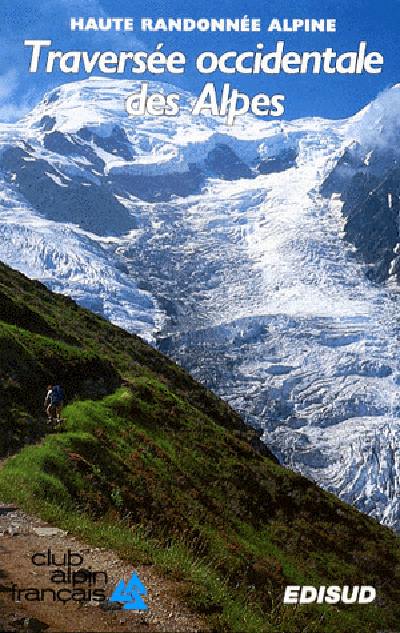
[0,77,400,527]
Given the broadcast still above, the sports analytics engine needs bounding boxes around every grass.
[1,261,400,631]
[1,387,400,632]
[0,261,249,458]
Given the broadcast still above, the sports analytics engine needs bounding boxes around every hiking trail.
[0,451,207,633]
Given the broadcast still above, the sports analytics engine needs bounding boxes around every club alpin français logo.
[3,548,148,610]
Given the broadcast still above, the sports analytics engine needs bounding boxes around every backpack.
[51,385,64,405]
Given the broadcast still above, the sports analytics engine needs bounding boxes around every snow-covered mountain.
[1,78,400,527]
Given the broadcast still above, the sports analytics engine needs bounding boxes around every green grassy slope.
[0,262,258,456]
[0,261,399,632]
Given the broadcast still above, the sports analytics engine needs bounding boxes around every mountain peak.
[348,82,400,146]
[22,78,167,134]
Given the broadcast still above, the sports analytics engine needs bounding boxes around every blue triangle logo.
[110,572,149,610]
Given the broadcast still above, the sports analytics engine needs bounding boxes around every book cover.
[0,1,399,632]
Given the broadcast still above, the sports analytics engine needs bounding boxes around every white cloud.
[0,69,19,101]
[0,70,38,123]
[0,102,30,122]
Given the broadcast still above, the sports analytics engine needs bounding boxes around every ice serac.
[1,78,400,527]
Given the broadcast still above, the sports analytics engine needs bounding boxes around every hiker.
[44,383,64,422]
[44,384,53,421]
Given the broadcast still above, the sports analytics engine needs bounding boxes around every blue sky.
[1,0,400,121]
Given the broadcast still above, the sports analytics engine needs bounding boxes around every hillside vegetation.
[0,261,399,632]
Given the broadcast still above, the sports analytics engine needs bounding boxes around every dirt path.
[0,457,207,633]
